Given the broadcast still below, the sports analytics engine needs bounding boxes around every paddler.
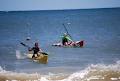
[62,33,73,46]
[29,42,42,58]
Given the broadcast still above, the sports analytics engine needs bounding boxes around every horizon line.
[0,7,120,12]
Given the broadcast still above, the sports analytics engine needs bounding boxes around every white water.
[0,61,120,81]
[16,50,26,59]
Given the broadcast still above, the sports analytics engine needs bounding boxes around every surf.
[0,61,120,81]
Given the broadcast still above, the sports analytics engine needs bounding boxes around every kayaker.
[29,42,42,58]
[62,33,73,46]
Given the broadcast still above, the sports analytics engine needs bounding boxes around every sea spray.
[16,50,26,59]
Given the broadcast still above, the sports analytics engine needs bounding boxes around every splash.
[15,50,26,59]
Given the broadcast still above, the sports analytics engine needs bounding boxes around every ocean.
[0,8,120,81]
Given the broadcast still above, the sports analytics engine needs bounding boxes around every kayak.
[52,40,84,48]
[27,51,48,64]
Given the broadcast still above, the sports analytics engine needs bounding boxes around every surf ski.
[52,40,84,48]
[27,51,48,64]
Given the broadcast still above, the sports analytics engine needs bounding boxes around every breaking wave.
[0,61,120,81]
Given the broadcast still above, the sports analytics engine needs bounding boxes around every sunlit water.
[0,8,120,81]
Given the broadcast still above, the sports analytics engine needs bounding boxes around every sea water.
[0,8,120,81]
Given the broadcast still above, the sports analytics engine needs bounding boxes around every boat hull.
[52,40,84,48]
[27,51,48,64]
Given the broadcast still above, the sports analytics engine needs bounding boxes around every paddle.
[20,42,48,55]
[20,42,30,48]
[62,23,73,40]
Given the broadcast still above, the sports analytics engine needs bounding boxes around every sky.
[0,0,120,11]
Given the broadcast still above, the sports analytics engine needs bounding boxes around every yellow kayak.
[27,51,48,64]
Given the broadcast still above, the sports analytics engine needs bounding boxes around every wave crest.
[0,61,120,81]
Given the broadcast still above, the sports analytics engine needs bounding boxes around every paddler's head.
[35,42,39,47]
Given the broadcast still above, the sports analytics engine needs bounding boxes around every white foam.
[15,50,26,59]
[0,68,42,81]
[0,66,6,73]
[39,77,49,81]
[59,60,120,81]
[0,60,120,81]
[111,78,118,80]
[89,60,120,71]
[0,66,3,72]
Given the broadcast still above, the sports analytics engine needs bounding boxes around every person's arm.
[66,36,73,41]
[39,48,43,52]
[28,47,32,51]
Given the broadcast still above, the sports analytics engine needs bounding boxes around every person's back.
[29,42,42,58]
[62,36,68,45]
[62,33,72,46]
[32,46,39,54]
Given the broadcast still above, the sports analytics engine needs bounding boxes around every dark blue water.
[0,8,120,74]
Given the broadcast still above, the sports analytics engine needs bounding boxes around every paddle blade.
[20,42,26,46]
[20,42,30,48]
